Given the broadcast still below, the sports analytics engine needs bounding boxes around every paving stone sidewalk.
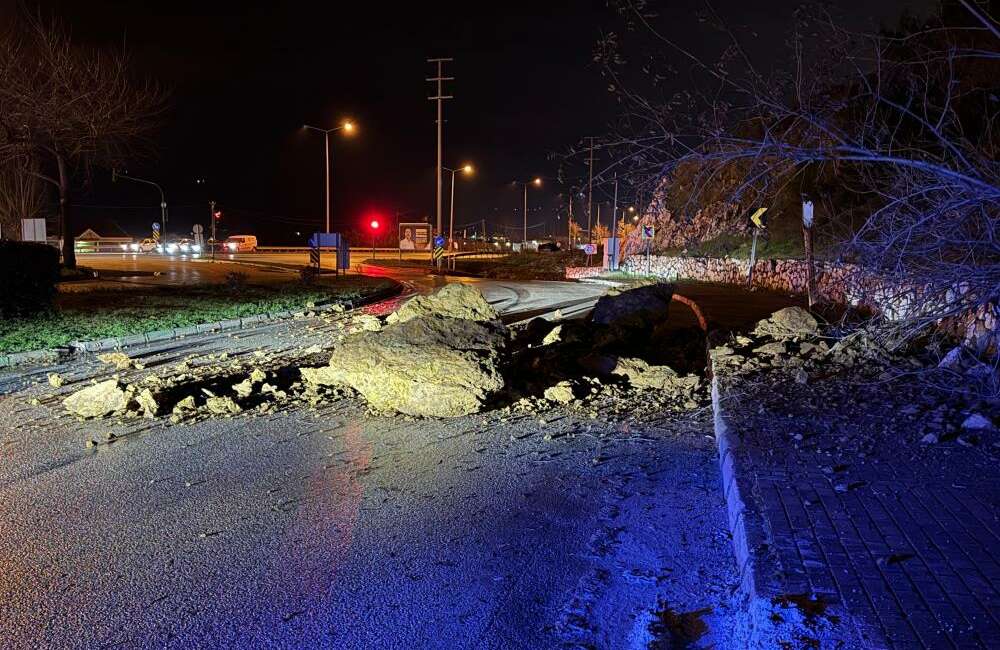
[713,357,1000,649]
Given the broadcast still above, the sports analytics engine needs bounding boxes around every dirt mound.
[387,282,498,325]
[304,285,506,417]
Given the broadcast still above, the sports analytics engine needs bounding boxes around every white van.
[224,235,258,253]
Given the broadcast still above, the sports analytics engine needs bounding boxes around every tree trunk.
[57,154,75,269]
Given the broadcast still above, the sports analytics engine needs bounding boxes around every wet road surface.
[0,298,743,649]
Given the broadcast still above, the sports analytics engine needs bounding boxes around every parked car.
[138,238,158,253]
[537,240,562,252]
[224,235,258,253]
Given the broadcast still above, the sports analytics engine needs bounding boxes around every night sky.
[18,0,933,243]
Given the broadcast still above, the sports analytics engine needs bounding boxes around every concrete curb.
[710,361,782,601]
[0,282,403,370]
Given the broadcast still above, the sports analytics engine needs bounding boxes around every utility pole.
[427,57,454,268]
[209,200,216,261]
[523,182,528,245]
[568,194,574,247]
[586,137,595,244]
[612,173,619,237]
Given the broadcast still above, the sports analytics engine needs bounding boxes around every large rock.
[387,282,498,325]
[543,381,575,404]
[304,286,505,417]
[612,357,679,390]
[590,283,674,329]
[753,307,819,339]
[63,379,128,418]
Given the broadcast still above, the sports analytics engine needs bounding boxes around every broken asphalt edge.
[0,280,405,370]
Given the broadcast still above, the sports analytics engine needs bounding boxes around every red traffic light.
[213,211,222,220]
[369,219,380,231]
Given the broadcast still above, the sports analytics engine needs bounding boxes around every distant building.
[55,220,133,253]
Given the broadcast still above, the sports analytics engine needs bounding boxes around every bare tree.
[0,14,166,267]
[591,0,999,348]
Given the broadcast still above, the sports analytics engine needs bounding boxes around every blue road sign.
[308,232,342,248]
[152,222,161,232]
[433,235,446,248]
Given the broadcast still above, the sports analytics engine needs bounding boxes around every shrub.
[0,241,60,317]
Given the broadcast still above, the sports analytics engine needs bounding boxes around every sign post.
[802,199,816,307]
[747,207,768,288]
[433,234,446,268]
[151,222,161,252]
[309,232,348,275]
[641,224,655,275]
[192,223,204,251]
[602,237,620,271]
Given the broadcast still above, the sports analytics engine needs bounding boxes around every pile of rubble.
[59,281,710,423]
[58,345,347,424]
[712,305,1000,453]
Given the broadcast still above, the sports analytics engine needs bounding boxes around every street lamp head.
[632,215,639,222]
[343,121,355,133]
[462,164,474,175]
[628,206,636,213]
[532,177,542,186]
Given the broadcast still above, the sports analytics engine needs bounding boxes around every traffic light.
[214,210,222,221]
[369,219,380,231]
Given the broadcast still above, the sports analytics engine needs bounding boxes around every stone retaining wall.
[565,266,606,280]
[611,255,998,351]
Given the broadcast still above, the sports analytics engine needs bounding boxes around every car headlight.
[166,244,178,253]
[227,243,237,251]
[155,245,163,252]
[130,243,140,251]
[192,244,202,252]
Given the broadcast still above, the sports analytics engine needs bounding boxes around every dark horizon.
[16,0,933,244]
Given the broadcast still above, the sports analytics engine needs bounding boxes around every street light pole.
[112,170,168,237]
[444,164,473,270]
[450,168,457,264]
[518,177,541,247]
[324,130,330,233]
[303,121,354,234]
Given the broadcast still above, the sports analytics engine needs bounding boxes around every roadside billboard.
[398,222,432,251]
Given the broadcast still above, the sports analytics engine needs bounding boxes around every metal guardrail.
[70,244,511,257]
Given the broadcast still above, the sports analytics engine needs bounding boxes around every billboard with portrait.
[398,223,432,251]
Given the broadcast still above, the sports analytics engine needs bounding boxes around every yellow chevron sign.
[750,207,768,229]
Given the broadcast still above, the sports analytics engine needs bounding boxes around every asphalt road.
[0,261,811,648]
[57,253,608,325]
[67,251,473,287]
[0,292,745,649]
